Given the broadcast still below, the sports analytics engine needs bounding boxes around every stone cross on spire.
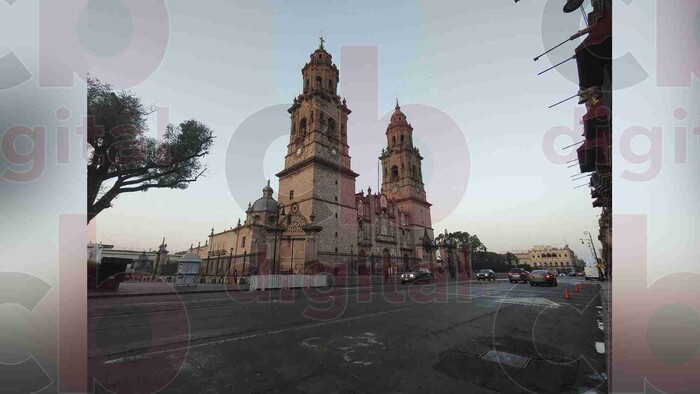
[319,33,325,49]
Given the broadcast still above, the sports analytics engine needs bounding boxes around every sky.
[92,0,605,263]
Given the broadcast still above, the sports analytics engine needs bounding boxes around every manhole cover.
[480,349,531,369]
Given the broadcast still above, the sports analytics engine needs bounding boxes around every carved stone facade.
[193,40,434,282]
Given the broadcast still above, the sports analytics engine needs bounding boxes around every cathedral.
[191,40,435,283]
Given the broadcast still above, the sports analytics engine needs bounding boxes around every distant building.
[517,245,579,274]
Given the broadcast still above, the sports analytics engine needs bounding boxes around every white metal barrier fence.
[248,274,330,291]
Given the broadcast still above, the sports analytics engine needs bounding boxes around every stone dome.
[250,180,279,213]
[251,196,279,213]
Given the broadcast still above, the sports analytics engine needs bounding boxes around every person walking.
[384,268,389,283]
[233,269,238,285]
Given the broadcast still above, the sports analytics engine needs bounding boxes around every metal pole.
[538,55,575,75]
[228,249,233,283]
[585,231,599,261]
[234,227,240,275]
[290,237,294,272]
[549,93,579,109]
[562,140,585,150]
[534,37,572,61]
[273,232,279,275]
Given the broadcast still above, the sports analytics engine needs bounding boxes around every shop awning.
[583,100,610,139]
[577,131,611,172]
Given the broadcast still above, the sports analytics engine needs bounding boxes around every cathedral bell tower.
[380,100,433,256]
[381,100,427,201]
[276,38,358,262]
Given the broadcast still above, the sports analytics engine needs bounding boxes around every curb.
[87,278,507,299]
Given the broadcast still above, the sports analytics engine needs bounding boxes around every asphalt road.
[88,278,607,393]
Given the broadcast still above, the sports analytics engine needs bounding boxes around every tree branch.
[117,168,206,193]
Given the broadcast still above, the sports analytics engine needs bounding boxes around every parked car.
[476,269,496,281]
[401,268,432,284]
[508,268,529,283]
[529,270,558,286]
[568,272,577,277]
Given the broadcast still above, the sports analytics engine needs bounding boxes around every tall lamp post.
[583,230,604,280]
[242,251,247,276]
[581,231,605,280]
[350,245,355,276]
[228,248,233,283]
[206,251,211,283]
[268,204,286,275]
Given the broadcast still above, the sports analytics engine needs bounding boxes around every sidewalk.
[599,280,612,392]
[88,275,501,299]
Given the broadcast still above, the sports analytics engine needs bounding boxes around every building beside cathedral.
[191,40,435,283]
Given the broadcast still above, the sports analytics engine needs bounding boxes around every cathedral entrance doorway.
[403,254,409,272]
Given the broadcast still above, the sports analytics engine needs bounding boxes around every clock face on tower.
[392,185,398,194]
[296,148,302,156]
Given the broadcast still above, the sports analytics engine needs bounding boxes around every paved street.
[88,278,607,393]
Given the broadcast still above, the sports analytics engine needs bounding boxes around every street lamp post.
[228,248,233,283]
[583,231,599,261]
[268,204,286,275]
[289,237,294,273]
[350,245,354,276]
[206,251,211,283]
[582,231,604,280]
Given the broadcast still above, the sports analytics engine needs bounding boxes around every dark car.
[400,268,432,284]
[476,269,496,281]
[508,268,529,283]
[528,270,558,286]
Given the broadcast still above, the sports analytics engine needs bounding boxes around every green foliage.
[519,263,533,272]
[87,76,215,222]
[434,231,487,252]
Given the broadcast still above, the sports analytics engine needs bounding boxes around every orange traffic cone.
[574,284,580,293]
[564,288,571,299]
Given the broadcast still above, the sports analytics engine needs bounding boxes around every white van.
[584,266,600,280]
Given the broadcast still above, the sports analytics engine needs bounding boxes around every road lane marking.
[103,307,410,365]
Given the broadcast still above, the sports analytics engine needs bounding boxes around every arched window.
[327,118,336,136]
[316,76,322,88]
[400,135,405,144]
[412,165,417,179]
[299,118,307,134]
[391,165,399,181]
[392,136,396,146]
[305,79,309,91]
[328,79,333,89]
